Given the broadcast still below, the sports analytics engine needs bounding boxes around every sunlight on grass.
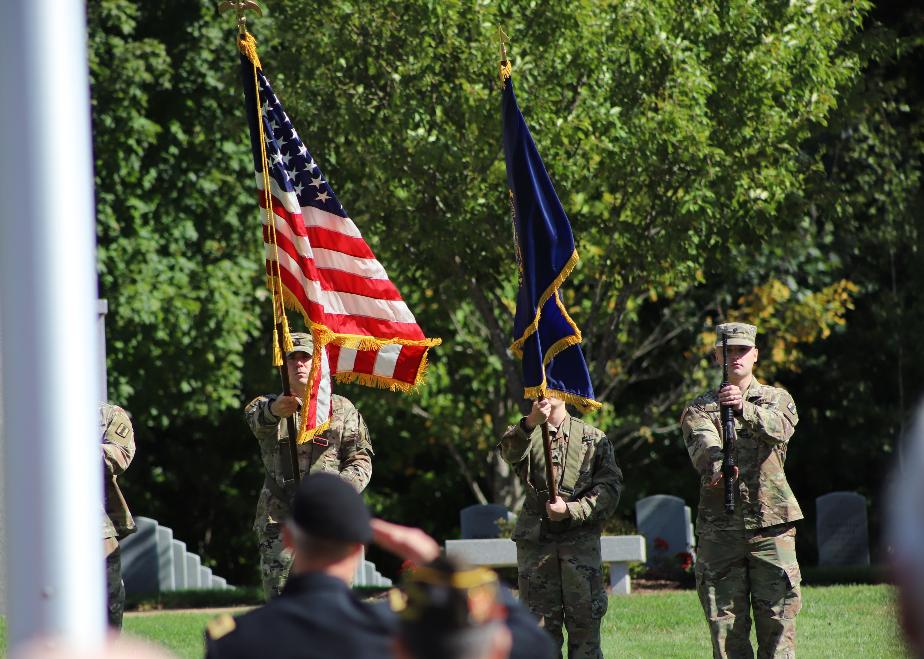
[0,585,906,658]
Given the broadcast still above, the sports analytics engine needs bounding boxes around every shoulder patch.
[115,423,130,438]
[206,613,236,640]
[787,401,797,416]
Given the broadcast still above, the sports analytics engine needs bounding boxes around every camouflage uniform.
[245,392,373,599]
[500,415,623,659]
[682,342,803,658]
[101,403,136,629]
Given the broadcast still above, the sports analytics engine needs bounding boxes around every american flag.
[239,42,440,440]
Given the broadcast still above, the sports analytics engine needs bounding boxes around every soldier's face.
[714,345,758,378]
[286,351,312,386]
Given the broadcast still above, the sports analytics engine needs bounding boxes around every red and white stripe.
[256,174,432,392]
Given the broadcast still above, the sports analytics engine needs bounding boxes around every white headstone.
[460,504,509,539]
[185,554,201,589]
[120,517,160,595]
[635,495,694,566]
[172,540,187,589]
[817,491,870,566]
[156,526,175,592]
[200,566,213,590]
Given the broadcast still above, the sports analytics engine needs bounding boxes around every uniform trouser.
[516,536,607,659]
[106,546,125,629]
[695,523,802,659]
[257,523,293,600]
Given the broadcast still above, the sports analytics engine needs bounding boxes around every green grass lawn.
[0,585,906,658]
[601,584,904,658]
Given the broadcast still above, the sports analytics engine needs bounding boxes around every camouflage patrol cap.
[715,322,757,348]
[395,557,506,659]
[286,332,314,356]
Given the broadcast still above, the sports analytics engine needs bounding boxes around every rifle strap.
[264,473,296,509]
[558,418,590,498]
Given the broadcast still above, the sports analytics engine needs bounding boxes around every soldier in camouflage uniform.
[101,402,137,629]
[245,332,374,599]
[500,396,623,659]
[681,322,803,659]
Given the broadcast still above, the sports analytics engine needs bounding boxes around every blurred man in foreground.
[205,473,553,659]
[887,402,924,658]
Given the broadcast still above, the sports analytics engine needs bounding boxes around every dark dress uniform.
[205,572,394,659]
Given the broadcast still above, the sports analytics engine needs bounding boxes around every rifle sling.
[264,473,295,509]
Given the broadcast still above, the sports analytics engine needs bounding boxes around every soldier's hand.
[707,466,739,487]
[270,395,300,418]
[525,398,552,430]
[717,385,744,412]
[545,496,570,521]
[370,518,440,564]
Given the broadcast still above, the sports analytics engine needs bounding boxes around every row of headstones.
[461,491,871,568]
[120,516,392,595]
[635,491,871,567]
[354,550,393,588]
[120,517,230,594]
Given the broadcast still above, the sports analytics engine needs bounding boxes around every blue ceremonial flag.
[502,68,600,411]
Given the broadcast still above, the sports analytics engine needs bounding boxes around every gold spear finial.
[219,0,262,34]
[498,27,511,82]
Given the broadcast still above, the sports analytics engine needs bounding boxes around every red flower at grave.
[399,559,417,575]
[653,537,669,551]
[676,552,694,571]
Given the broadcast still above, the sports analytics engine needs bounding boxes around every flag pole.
[0,0,105,650]
[541,418,559,504]
[222,1,302,491]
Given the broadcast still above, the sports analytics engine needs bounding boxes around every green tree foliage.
[261,0,868,520]
[86,0,922,583]
[89,0,271,580]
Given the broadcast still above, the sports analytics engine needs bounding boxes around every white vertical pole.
[0,0,105,652]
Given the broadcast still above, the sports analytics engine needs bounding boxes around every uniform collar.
[281,571,350,596]
[742,377,763,399]
[548,413,572,438]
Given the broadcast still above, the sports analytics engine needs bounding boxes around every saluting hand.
[270,394,300,418]
[370,518,440,564]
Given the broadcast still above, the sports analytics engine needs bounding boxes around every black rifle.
[720,334,737,514]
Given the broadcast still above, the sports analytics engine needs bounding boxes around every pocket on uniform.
[781,563,802,620]
[589,571,607,619]
[517,567,530,604]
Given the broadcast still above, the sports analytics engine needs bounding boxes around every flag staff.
[498,30,558,506]
[0,0,105,650]
[222,2,302,494]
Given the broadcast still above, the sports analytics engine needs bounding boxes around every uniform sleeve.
[741,388,798,445]
[102,406,135,476]
[680,405,723,477]
[244,395,281,443]
[499,420,538,465]
[565,436,622,525]
[338,404,373,492]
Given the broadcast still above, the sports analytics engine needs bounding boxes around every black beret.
[291,473,372,544]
